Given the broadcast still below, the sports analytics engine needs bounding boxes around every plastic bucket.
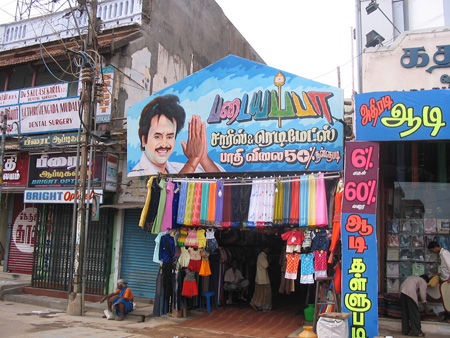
[304,304,315,322]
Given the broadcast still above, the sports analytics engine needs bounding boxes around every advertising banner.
[20,97,81,134]
[96,66,114,123]
[28,153,103,188]
[0,105,20,136]
[342,141,380,338]
[355,89,450,141]
[24,188,104,204]
[2,153,29,188]
[19,83,69,104]
[127,55,344,176]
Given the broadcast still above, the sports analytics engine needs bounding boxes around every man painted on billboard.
[128,94,222,176]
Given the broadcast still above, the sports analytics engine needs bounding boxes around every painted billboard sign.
[355,89,450,141]
[127,55,344,176]
[342,141,380,338]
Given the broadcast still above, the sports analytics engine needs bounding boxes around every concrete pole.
[67,0,97,316]
[0,109,8,208]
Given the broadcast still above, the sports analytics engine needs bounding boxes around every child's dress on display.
[187,247,202,272]
[199,249,211,276]
[181,269,198,297]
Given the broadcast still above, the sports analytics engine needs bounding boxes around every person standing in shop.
[428,241,450,321]
[250,245,272,312]
[399,275,431,337]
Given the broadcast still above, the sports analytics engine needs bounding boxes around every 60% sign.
[345,146,377,206]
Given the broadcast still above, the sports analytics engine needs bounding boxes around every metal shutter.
[120,209,158,299]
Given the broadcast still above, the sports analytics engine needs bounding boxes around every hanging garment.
[177,182,188,225]
[279,245,291,294]
[183,182,195,226]
[181,269,198,297]
[139,176,154,228]
[187,248,202,272]
[205,228,218,251]
[153,232,164,264]
[312,229,331,251]
[247,179,260,228]
[159,233,175,264]
[308,175,317,226]
[299,177,309,226]
[240,185,252,227]
[192,182,202,226]
[328,179,344,261]
[199,249,211,276]
[285,253,300,279]
[152,179,168,234]
[179,247,191,268]
[177,228,187,247]
[302,230,313,253]
[221,184,233,228]
[282,181,292,224]
[300,252,315,284]
[289,179,300,224]
[200,183,210,226]
[171,183,180,229]
[273,181,284,227]
[314,250,328,279]
[265,179,276,226]
[141,178,161,232]
[281,229,305,245]
[231,185,242,228]
[315,173,329,226]
[334,261,342,294]
[185,228,198,248]
[207,182,217,227]
[161,181,175,232]
[215,180,224,227]
[197,228,206,249]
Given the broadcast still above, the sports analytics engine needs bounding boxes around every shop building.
[348,1,450,336]
[0,0,263,297]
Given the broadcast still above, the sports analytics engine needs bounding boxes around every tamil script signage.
[127,55,344,176]
[2,153,29,188]
[342,141,380,338]
[28,153,103,188]
[355,89,450,141]
[20,132,81,148]
[24,189,103,204]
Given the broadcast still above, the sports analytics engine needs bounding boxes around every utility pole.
[0,109,7,208]
[67,0,97,316]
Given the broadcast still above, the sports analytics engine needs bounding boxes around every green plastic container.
[304,304,315,322]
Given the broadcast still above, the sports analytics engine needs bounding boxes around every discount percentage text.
[344,179,377,211]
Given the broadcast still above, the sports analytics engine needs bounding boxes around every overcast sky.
[215,0,357,98]
[0,0,357,97]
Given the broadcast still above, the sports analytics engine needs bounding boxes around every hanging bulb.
[275,186,278,193]
[218,188,223,197]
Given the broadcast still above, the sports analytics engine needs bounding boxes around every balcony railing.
[0,0,142,52]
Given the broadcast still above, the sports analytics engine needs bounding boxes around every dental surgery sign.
[355,89,450,141]
[127,55,344,176]
[0,82,80,136]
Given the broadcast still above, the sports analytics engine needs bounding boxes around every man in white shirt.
[428,241,450,322]
[250,245,271,312]
[224,259,249,305]
[129,94,222,177]
[399,275,431,337]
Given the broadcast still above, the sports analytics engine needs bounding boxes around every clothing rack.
[170,172,341,186]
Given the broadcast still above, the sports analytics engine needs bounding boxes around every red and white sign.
[24,189,103,204]
[0,105,20,136]
[0,89,20,106]
[20,97,81,134]
[19,83,69,104]
[2,153,29,188]
[12,207,37,254]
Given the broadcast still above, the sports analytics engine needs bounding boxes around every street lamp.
[365,0,401,35]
